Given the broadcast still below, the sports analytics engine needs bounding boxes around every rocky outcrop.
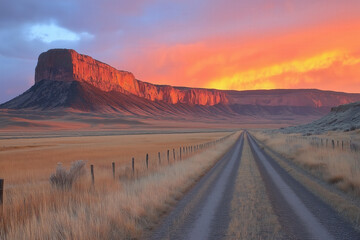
[283,101,360,133]
[331,101,360,113]
[281,102,360,135]
[34,49,360,108]
[2,48,360,121]
[35,49,228,105]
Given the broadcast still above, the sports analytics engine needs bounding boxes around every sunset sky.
[1,0,360,103]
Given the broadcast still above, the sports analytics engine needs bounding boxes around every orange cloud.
[207,50,360,90]
[121,19,360,93]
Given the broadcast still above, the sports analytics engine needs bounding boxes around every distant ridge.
[283,101,360,134]
[2,49,360,121]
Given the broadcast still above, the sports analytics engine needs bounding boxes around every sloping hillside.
[283,101,360,134]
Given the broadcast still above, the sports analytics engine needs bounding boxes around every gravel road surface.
[149,131,360,239]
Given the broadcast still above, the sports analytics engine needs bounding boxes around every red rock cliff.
[35,49,228,105]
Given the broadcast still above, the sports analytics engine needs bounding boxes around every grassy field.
[251,129,360,198]
[0,131,239,239]
[0,132,231,184]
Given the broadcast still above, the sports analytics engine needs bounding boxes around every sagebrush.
[50,160,86,189]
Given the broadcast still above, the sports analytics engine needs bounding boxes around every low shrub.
[50,160,86,190]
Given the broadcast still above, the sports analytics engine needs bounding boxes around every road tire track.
[247,132,360,240]
[149,133,244,240]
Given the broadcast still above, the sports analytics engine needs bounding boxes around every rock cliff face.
[3,48,360,121]
[35,49,228,105]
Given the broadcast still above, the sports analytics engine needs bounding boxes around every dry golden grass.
[0,132,229,184]
[0,131,239,239]
[225,136,284,240]
[251,130,360,197]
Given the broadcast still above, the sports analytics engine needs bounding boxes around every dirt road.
[149,132,360,239]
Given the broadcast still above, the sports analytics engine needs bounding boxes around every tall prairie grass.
[252,130,360,197]
[0,132,239,239]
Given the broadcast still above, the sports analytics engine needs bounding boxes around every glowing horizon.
[121,18,360,94]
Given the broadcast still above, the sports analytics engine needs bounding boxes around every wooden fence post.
[90,165,94,185]
[173,149,175,160]
[0,179,4,206]
[132,157,135,175]
[167,150,170,163]
[158,152,161,164]
[146,154,149,169]
[112,162,115,179]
